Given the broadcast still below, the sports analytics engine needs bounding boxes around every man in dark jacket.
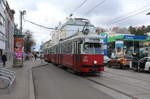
[2,54,7,67]
[34,53,37,60]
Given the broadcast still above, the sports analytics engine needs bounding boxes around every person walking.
[34,53,37,60]
[2,54,7,67]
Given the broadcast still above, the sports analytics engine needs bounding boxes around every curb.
[29,63,48,99]
[29,68,35,99]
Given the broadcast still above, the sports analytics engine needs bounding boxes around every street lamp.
[146,12,150,57]
[20,10,26,34]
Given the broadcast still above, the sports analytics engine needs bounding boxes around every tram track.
[53,64,148,99]
[85,77,137,99]
[82,68,150,99]
[104,69,150,83]
[47,64,137,99]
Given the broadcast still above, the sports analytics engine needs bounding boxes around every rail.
[0,68,16,89]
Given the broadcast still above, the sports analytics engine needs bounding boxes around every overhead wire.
[107,3,150,25]
[85,0,106,15]
[109,7,150,25]
[73,0,88,12]
[24,19,56,30]
[23,19,87,32]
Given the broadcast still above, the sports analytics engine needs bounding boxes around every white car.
[138,57,150,71]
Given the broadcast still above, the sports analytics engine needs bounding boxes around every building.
[100,32,150,58]
[51,18,95,46]
[0,0,6,62]
[40,40,52,51]
[0,0,15,63]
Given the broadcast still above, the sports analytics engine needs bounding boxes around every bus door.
[73,41,80,71]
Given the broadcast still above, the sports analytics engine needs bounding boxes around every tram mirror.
[83,28,89,35]
[79,40,83,44]
[83,43,89,49]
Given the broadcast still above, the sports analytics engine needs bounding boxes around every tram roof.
[59,33,102,43]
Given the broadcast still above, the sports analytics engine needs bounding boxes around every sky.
[8,0,150,50]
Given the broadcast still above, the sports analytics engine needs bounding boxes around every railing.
[0,68,16,89]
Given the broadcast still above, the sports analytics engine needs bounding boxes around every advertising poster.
[14,36,24,67]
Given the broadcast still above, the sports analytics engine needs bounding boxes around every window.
[81,43,102,54]
[147,58,150,62]
[140,58,147,63]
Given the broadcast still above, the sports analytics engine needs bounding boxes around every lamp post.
[20,10,26,34]
[146,12,150,57]
[13,10,26,67]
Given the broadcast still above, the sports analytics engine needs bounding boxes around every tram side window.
[61,44,66,54]
[48,49,50,54]
[54,46,56,54]
[49,49,51,54]
[51,47,55,54]
[50,48,52,54]
[60,41,72,54]
[49,48,53,54]
[56,46,58,54]
[68,42,72,54]
[58,44,61,54]
[65,43,68,54]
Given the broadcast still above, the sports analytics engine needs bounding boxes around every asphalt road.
[33,63,150,99]
[32,64,115,99]
[88,67,150,99]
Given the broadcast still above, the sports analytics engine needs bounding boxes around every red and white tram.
[44,34,104,73]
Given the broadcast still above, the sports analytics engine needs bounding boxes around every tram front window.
[82,43,102,54]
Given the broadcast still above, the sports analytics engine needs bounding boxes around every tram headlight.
[94,60,97,64]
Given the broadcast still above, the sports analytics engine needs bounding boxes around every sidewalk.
[0,59,47,99]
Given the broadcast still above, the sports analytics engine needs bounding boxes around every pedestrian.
[2,53,7,67]
[34,53,37,60]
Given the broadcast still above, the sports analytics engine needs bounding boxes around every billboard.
[13,34,24,67]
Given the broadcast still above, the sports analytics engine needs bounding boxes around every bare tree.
[24,30,36,53]
[112,27,130,34]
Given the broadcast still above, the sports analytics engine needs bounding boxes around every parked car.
[136,57,150,72]
[108,56,132,69]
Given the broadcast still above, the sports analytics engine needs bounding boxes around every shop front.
[100,32,150,58]
[124,35,150,58]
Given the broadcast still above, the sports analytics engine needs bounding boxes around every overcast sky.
[8,0,150,50]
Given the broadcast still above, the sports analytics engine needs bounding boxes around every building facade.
[0,0,15,63]
[40,40,52,51]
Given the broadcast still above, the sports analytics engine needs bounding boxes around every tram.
[43,18,104,73]
[44,34,104,73]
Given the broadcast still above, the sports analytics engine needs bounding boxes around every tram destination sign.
[85,38,100,43]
